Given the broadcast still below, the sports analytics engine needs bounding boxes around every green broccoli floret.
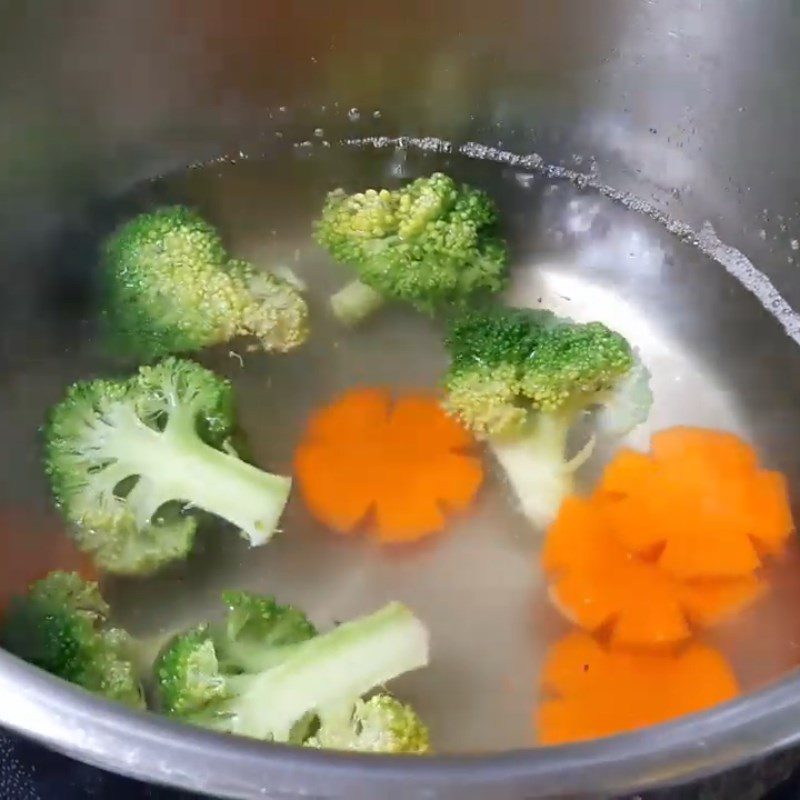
[44,357,291,575]
[155,592,430,752]
[216,590,318,673]
[102,206,309,359]
[305,694,430,754]
[314,173,508,325]
[443,307,652,528]
[1,571,144,707]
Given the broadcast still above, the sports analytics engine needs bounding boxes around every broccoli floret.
[314,173,508,325]
[155,592,430,751]
[44,357,291,575]
[1,571,144,708]
[443,308,652,528]
[215,591,318,673]
[102,206,309,359]
[305,694,430,754]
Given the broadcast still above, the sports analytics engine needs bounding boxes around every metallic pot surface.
[1,2,800,798]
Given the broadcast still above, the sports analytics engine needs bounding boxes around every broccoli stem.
[330,279,385,326]
[107,408,291,546]
[489,411,576,530]
[225,602,428,741]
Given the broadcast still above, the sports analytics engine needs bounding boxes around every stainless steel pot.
[2,2,800,798]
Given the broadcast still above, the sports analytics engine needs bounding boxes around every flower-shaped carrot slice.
[650,427,758,473]
[595,428,794,580]
[542,496,763,647]
[536,632,739,745]
[295,388,483,542]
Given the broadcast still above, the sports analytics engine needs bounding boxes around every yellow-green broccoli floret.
[1,571,144,708]
[443,308,652,528]
[44,358,291,576]
[314,173,508,325]
[305,694,430,754]
[102,206,309,359]
[155,592,430,752]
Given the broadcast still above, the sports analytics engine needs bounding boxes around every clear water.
[4,141,800,752]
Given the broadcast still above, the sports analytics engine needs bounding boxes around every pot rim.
[2,648,798,799]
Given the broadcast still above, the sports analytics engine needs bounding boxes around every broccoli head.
[102,206,309,359]
[155,592,430,752]
[306,694,430,754]
[314,172,508,325]
[44,357,291,575]
[443,307,652,528]
[215,590,318,673]
[2,571,144,707]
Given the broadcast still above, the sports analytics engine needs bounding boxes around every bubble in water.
[373,110,382,119]
[348,108,361,122]
[792,240,799,251]
[698,222,800,346]
[514,172,536,189]
[345,135,451,154]
[313,128,324,138]
[389,149,408,178]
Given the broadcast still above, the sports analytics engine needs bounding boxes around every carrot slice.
[542,495,765,647]
[678,575,764,627]
[304,386,390,443]
[594,448,656,497]
[595,428,793,579]
[294,388,484,542]
[545,497,687,646]
[294,443,377,532]
[651,427,744,471]
[650,427,758,475]
[388,394,476,451]
[537,632,739,745]
[596,474,673,556]
[656,506,761,579]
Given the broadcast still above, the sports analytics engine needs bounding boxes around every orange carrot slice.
[678,576,764,627]
[594,448,656,497]
[544,497,690,646]
[650,427,758,475]
[595,428,793,580]
[542,496,765,647]
[537,632,739,745]
[295,388,483,543]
